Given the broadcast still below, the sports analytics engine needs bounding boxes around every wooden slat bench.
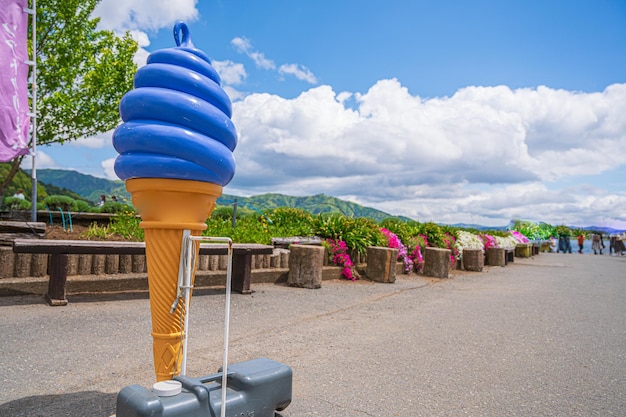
[12,239,273,306]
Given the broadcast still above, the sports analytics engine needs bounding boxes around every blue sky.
[28,0,626,228]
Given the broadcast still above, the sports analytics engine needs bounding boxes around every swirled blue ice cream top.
[113,21,237,186]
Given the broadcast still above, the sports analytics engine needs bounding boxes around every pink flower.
[326,239,357,281]
[381,228,414,273]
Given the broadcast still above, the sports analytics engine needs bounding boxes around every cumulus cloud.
[102,158,117,180]
[229,79,626,227]
[93,0,198,32]
[21,150,57,170]
[212,60,247,85]
[93,0,199,67]
[67,132,111,149]
[71,2,626,228]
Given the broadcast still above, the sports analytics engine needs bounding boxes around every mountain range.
[17,169,625,233]
[29,169,404,222]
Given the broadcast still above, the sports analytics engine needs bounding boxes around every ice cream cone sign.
[112,22,237,381]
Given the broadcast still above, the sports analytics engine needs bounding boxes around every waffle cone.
[126,178,222,381]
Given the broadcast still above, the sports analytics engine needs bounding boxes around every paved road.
[1,253,624,416]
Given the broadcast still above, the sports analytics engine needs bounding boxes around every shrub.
[44,195,77,211]
[267,207,315,237]
[212,206,237,221]
[314,213,384,255]
[3,196,31,210]
[100,201,132,214]
[74,200,91,212]
[416,222,446,248]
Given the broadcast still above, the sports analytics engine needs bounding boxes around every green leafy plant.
[2,196,31,210]
[108,210,143,241]
[313,214,384,255]
[99,201,132,214]
[74,200,91,212]
[44,195,77,211]
[85,223,112,240]
[267,207,315,237]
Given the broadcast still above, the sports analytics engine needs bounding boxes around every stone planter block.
[486,247,506,267]
[366,246,398,283]
[104,254,119,274]
[0,247,15,278]
[132,255,146,273]
[92,254,106,274]
[280,250,290,268]
[515,243,532,258]
[423,247,451,278]
[67,254,79,276]
[288,244,325,289]
[218,255,228,270]
[208,255,219,271]
[15,253,32,278]
[119,254,133,274]
[77,255,93,275]
[462,248,484,272]
[197,254,209,271]
[31,253,48,277]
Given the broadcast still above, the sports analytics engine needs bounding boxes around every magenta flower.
[326,238,357,281]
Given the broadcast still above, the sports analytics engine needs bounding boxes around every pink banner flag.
[0,0,30,162]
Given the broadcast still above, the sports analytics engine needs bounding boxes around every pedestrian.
[557,230,572,253]
[615,234,626,256]
[549,236,557,253]
[98,194,106,207]
[564,236,573,253]
[577,234,585,254]
[599,233,605,254]
[13,189,25,200]
[609,235,616,255]
[591,233,603,255]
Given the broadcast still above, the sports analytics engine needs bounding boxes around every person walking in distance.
[591,233,603,255]
[577,234,585,254]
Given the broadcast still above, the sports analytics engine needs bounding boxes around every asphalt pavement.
[0,252,624,416]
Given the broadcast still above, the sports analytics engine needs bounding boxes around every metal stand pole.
[176,235,233,417]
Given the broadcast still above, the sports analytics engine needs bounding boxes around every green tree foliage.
[0,0,137,200]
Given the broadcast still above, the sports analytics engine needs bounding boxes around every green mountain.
[218,193,401,222]
[23,169,401,221]
[26,169,129,204]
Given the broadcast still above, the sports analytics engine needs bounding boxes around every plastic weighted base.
[116,357,292,417]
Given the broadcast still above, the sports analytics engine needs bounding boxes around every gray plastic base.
[116,357,292,417]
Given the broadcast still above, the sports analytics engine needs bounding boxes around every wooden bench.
[12,239,273,306]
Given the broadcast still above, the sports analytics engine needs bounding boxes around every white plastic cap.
[152,380,182,397]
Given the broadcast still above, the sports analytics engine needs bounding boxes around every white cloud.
[21,150,57,170]
[102,158,117,180]
[93,0,198,33]
[230,36,319,84]
[278,64,317,84]
[228,80,626,227]
[231,37,275,70]
[212,60,247,85]
[93,0,199,67]
[66,132,110,149]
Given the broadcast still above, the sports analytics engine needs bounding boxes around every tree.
[1,0,137,202]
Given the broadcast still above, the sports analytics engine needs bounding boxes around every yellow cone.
[126,178,222,381]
